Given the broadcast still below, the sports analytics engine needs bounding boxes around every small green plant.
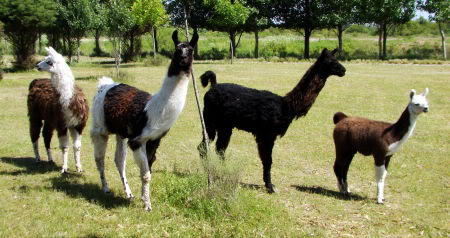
[108,70,135,84]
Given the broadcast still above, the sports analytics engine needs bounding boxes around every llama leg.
[30,118,42,162]
[375,163,388,204]
[91,133,110,193]
[42,122,55,164]
[58,131,69,174]
[256,136,276,193]
[114,135,133,199]
[132,146,152,211]
[146,139,162,172]
[215,128,232,159]
[69,128,83,172]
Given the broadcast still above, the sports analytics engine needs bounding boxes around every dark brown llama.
[28,47,88,173]
[333,88,429,203]
[198,48,346,193]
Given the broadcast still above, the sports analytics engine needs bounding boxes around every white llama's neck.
[51,63,74,108]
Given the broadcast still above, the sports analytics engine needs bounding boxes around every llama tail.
[97,76,114,89]
[333,112,348,124]
[200,71,217,87]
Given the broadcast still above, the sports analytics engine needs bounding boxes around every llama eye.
[47,61,53,66]
[414,103,420,106]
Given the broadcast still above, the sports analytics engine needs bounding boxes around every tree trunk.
[254,30,259,58]
[304,28,311,59]
[38,33,42,54]
[438,21,447,60]
[154,27,159,54]
[76,37,81,63]
[337,25,343,54]
[94,29,102,56]
[152,27,157,59]
[193,27,199,59]
[378,25,383,60]
[382,23,387,60]
[229,32,236,64]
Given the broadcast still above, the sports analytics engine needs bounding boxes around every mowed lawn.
[0,58,449,237]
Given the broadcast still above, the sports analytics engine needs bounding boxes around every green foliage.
[205,0,250,31]
[132,0,168,28]
[418,0,450,23]
[0,0,57,69]
[143,54,169,66]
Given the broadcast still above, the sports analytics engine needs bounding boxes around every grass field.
[0,57,449,237]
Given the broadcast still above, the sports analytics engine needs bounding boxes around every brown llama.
[28,47,88,173]
[333,88,429,203]
[198,48,346,193]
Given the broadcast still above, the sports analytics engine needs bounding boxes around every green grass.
[0,58,449,237]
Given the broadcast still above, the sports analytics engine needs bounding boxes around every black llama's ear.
[320,48,329,56]
[172,30,180,47]
[331,48,338,55]
[189,30,199,48]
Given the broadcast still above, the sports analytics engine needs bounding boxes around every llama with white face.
[28,47,89,173]
[90,30,198,211]
[332,88,429,204]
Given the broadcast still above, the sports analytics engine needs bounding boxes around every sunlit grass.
[0,59,449,237]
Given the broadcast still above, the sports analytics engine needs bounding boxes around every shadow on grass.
[50,175,131,209]
[291,185,367,201]
[240,182,265,191]
[0,157,59,175]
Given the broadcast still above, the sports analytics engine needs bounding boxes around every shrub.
[143,54,169,66]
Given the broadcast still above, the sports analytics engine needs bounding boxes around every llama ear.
[189,30,199,48]
[321,48,329,55]
[410,89,416,99]
[422,88,429,97]
[331,48,338,55]
[172,30,180,47]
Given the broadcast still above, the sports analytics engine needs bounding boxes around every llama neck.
[283,63,329,119]
[154,72,190,103]
[51,64,75,108]
[388,104,418,143]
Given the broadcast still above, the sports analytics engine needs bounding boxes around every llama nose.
[423,107,429,113]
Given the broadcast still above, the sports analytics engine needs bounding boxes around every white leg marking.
[115,136,133,199]
[92,133,109,193]
[59,135,69,173]
[33,141,41,162]
[132,147,152,211]
[375,165,388,204]
[70,128,83,172]
[46,148,54,163]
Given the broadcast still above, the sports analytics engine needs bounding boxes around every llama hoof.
[76,168,83,173]
[377,199,385,204]
[102,187,111,194]
[144,205,152,212]
[266,184,277,194]
[35,159,42,164]
[126,194,134,200]
[60,168,68,174]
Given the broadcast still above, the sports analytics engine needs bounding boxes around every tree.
[56,0,95,63]
[359,0,416,60]
[271,0,328,59]
[204,0,251,63]
[91,0,108,56]
[164,0,212,58]
[419,0,450,60]
[132,0,168,59]
[244,0,271,58]
[322,0,358,55]
[105,0,135,77]
[0,0,57,70]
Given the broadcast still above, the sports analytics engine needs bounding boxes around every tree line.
[0,0,448,70]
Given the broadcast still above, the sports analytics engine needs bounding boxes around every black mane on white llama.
[198,48,346,193]
[332,88,429,204]
[28,47,89,173]
[90,30,198,211]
